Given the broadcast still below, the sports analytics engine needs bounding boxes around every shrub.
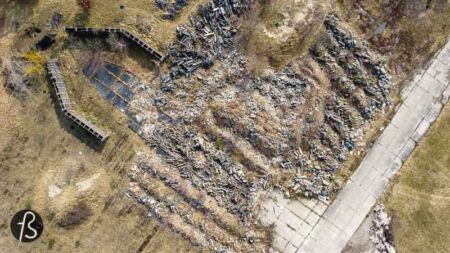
[48,238,55,250]
[23,50,44,66]
[2,58,30,97]
[77,0,91,12]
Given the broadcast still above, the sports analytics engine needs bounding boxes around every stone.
[286,200,311,220]
[283,243,298,253]
[411,120,431,142]
[312,201,328,216]
[279,208,305,231]
[305,211,320,226]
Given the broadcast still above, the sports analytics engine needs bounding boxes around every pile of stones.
[160,0,250,88]
[370,204,396,253]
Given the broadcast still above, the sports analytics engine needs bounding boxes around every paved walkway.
[259,39,450,253]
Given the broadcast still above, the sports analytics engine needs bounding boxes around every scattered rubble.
[50,12,62,29]
[161,0,249,85]
[64,2,393,250]
[155,0,189,20]
[370,204,396,253]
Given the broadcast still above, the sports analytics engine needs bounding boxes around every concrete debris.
[155,0,189,20]
[25,26,41,38]
[161,0,249,85]
[2,58,30,97]
[145,126,258,222]
[370,204,396,253]
[63,6,394,250]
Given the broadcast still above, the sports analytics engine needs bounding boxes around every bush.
[2,58,30,97]
[77,0,91,12]
[74,12,90,26]
[48,238,55,250]
[57,202,92,228]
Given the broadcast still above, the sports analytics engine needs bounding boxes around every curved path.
[259,39,450,253]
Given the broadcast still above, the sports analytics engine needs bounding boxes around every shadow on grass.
[61,32,161,76]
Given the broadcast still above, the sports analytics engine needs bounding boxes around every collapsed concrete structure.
[46,59,109,142]
[61,1,395,251]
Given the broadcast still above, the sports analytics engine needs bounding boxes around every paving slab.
[304,211,320,227]
[297,219,313,237]
[312,201,328,216]
[420,73,447,98]
[398,138,416,162]
[273,234,289,251]
[283,243,298,253]
[290,232,305,247]
[279,208,304,231]
[411,120,431,142]
[424,101,443,123]
[383,156,403,180]
[274,220,299,241]
[286,200,312,220]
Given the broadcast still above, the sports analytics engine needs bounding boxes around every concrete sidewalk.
[259,39,450,253]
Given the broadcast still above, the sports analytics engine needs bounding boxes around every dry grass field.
[383,101,450,253]
[0,0,201,252]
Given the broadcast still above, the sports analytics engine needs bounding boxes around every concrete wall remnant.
[47,59,109,142]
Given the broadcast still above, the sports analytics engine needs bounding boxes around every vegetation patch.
[383,104,450,253]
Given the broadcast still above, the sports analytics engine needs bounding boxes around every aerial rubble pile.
[370,204,396,253]
[127,152,269,252]
[126,13,393,206]
[160,0,250,89]
[147,126,260,222]
[287,14,393,199]
[115,9,394,251]
[155,0,189,20]
[311,14,391,120]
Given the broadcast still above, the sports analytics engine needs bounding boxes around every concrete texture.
[259,39,450,253]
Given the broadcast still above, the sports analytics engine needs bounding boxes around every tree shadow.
[62,32,161,75]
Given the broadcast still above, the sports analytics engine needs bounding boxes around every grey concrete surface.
[259,39,450,253]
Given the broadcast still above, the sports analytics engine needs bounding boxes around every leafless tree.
[106,34,128,53]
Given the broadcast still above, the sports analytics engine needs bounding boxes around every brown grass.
[383,103,450,253]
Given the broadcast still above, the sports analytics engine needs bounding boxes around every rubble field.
[1,0,449,252]
[111,1,396,251]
